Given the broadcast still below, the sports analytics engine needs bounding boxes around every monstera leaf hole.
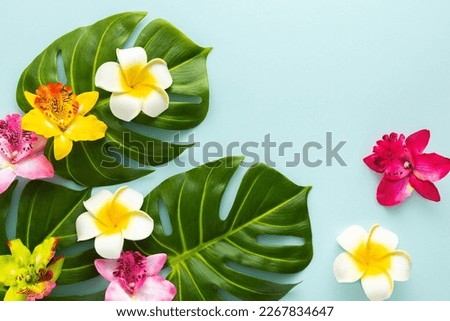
[132,156,314,300]
[158,199,174,236]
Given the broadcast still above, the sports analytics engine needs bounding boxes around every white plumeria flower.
[333,224,411,301]
[75,186,154,259]
[95,47,173,122]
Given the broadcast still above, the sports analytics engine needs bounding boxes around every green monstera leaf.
[0,181,17,255]
[16,12,210,187]
[133,157,313,300]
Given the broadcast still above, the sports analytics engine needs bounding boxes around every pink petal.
[13,154,54,180]
[363,154,385,173]
[0,168,16,194]
[414,153,450,182]
[409,174,440,202]
[376,176,413,206]
[105,281,132,301]
[383,158,411,180]
[405,129,430,156]
[94,259,119,282]
[146,254,168,276]
[135,276,176,301]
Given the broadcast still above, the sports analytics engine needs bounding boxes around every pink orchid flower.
[364,129,450,206]
[0,114,54,193]
[94,251,176,301]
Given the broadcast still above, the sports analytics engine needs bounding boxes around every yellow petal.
[77,91,99,116]
[24,91,37,109]
[22,110,61,138]
[54,134,73,160]
[65,115,107,142]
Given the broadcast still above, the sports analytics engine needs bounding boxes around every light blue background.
[1,0,450,300]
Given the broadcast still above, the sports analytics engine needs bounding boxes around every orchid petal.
[110,92,142,122]
[48,257,65,281]
[0,255,18,285]
[144,58,173,89]
[13,154,54,180]
[409,174,440,202]
[376,176,413,206]
[135,276,177,301]
[84,189,114,216]
[333,252,363,283]
[94,233,124,259]
[122,211,154,241]
[21,109,61,138]
[141,87,169,118]
[76,91,99,116]
[4,286,26,301]
[53,134,73,160]
[33,135,47,153]
[336,225,368,254]
[95,62,128,93]
[405,129,430,156]
[65,115,107,142]
[368,225,398,252]
[361,272,393,301]
[8,239,31,264]
[113,186,144,211]
[105,281,132,301]
[384,159,410,181]
[94,259,119,282]
[24,91,37,108]
[388,250,411,282]
[30,237,58,268]
[76,212,101,241]
[146,253,168,276]
[0,168,16,194]
[414,153,450,182]
[363,154,385,173]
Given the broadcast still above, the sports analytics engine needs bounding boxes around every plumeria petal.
[368,225,398,252]
[414,153,450,182]
[13,154,54,180]
[405,129,429,157]
[361,272,393,301]
[388,250,411,282]
[94,259,119,282]
[76,91,100,116]
[376,176,413,206]
[114,186,144,211]
[53,135,73,160]
[105,281,133,301]
[76,212,101,241]
[135,276,177,301]
[141,87,169,118]
[95,62,128,93]
[336,225,368,254]
[333,252,364,283]
[65,115,107,142]
[110,92,143,121]
[143,58,173,89]
[146,253,168,276]
[95,233,124,259]
[0,168,16,194]
[116,47,148,83]
[21,109,62,138]
[122,211,154,241]
[84,189,114,216]
[409,174,440,202]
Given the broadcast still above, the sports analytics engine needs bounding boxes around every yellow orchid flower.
[22,83,107,160]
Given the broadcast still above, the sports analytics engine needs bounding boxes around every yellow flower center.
[34,83,79,131]
[354,242,392,276]
[95,200,132,235]
[120,64,157,98]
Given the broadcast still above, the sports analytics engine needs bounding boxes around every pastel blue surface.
[1,0,450,300]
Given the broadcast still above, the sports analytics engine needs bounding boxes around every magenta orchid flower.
[0,114,54,193]
[364,129,450,206]
[94,251,176,301]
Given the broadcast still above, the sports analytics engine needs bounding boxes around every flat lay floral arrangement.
[1,11,450,302]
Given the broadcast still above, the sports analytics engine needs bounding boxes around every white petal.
[146,58,173,89]
[368,225,398,251]
[122,211,154,241]
[95,233,124,259]
[141,87,169,118]
[333,252,363,283]
[84,190,113,216]
[76,212,101,241]
[361,273,393,301]
[388,251,411,281]
[113,186,144,211]
[336,225,368,254]
[110,93,142,122]
[95,62,127,92]
[117,47,147,70]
